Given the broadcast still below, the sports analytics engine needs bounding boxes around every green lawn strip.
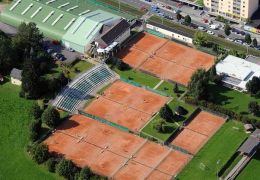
[69,61,94,79]
[0,88,61,180]
[236,150,260,180]
[82,96,95,109]
[97,83,112,94]
[209,83,260,119]
[142,99,196,141]
[113,68,160,88]
[95,0,145,18]
[177,120,248,180]
[156,81,186,99]
[219,153,243,178]
[148,16,260,57]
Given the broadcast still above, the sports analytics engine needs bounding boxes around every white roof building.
[216,55,260,90]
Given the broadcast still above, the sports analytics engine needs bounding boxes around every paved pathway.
[153,79,164,89]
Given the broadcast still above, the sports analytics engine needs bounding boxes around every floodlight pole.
[217,159,220,180]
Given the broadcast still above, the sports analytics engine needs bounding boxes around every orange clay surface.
[45,115,191,179]
[116,32,215,86]
[170,111,225,154]
[84,80,168,131]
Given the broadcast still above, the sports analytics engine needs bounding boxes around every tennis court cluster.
[45,115,192,179]
[170,110,226,155]
[83,80,169,132]
[116,32,215,86]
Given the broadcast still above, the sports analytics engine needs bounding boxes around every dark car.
[51,40,60,45]
[55,53,63,59]
[181,21,188,26]
[231,28,236,32]
[189,23,198,29]
[165,15,173,20]
[217,34,225,38]
[59,56,66,61]
[240,31,245,36]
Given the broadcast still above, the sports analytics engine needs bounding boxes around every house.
[10,68,22,86]
[95,19,130,50]
[216,55,260,91]
[244,124,254,132]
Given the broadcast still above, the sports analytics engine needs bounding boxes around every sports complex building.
[1,0,134,53]
[216,55,260,91]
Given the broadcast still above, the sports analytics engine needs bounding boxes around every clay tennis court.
[115,32,167,68]
[170,111,225,154]
[84,80,169,131]
[139,56,195,85]
[45,114,190,179]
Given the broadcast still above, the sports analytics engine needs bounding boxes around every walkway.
[153,80,164,89]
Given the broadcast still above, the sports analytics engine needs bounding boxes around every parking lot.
[42,39,82,64]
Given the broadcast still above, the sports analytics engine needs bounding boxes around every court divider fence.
[147,29,165,38]
[78,110,130,132]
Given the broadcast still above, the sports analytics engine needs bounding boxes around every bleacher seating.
[52,64,116,113]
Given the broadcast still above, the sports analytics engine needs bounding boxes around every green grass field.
[69,61,94,79]
[209,84,260,119]
[0,87,61,180]
[236,150,260,180]
[156,81,186,99]
[177,120,248,180]
[141,99,197,141]
[113,68,160,88]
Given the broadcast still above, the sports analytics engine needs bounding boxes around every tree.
[29,119,42,142]
[193,31,208,47]
[152,119,166,132]
[187,68,209,100]
[246,76,260,94]
[176,12,181,22]
[21,49,42,99]
[209,65,217,82]
[0,36,16,72]
[253,38,257,47]
[224,24,231,36]
[46,158,59,173]
[229,49,238,57]
[78,166,94,180]
[159,104,173,121]
[248,101,260,116]
[184,15,191,24]
[57,72,68,86]
[245,34,252,45]
[41,106,60,128]
[15,22,43,51]
[116,59,128,71]
[174,83,179,93]
[56,159,79,180]
[30,143,49,164]
[29,102,42,119]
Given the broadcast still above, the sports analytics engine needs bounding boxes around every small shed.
[10,68,22,86]
[174,106,185,115]
[244,124,254,132]
[238,129,260,156]
[0,74,3,81]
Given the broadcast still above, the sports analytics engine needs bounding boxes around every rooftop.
[216,55,260,90]
[10,68,22,80]
[238,129,260,155]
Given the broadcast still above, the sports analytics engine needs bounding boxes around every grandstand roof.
[62,10,120,47]
[216,55,260,90]
[2,0,134,40]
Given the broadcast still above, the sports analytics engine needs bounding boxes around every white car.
[206,30,214,35]
[173,9,180,14]
[234,39,243,44]
[157,3,164,7]
[226,37,234,42]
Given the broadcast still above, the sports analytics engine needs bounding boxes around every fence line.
[147,29,165,38]
[198,106,229,120]
[167,79,186,88]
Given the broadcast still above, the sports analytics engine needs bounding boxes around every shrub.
[30,143,49,164]
[56,159,79,180]
[46,158,59,173]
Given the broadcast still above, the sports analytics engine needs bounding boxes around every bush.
[41,106,60,128]
[56,159,79,180]
[46,158,59,173]
[29,119,42,142]
[29,102,42,119]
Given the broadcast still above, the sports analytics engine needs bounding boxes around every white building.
[216,55,260,91]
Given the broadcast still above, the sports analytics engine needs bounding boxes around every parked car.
[217,34,225,38]
[226,37,234,42]
[173,9,181,14]
[141,6,148,11]
[46,48,53,53]
[198,26,206,32]
[59,56,66,61]
[240,31,246,36]
[189,23,198,29]
[255,46,260,50]
[166,16,173,20]
[145,0,151,2]
[67,47,75,52]
[192,6,197,10]
[158,13,165,17]
[151,5,158,9]
[51,40,60,45]
[166,5,171,9]
[207,30,214,35]
[55,53,63,59]
[209,24,218,30]
[231,28,236,32]
[157,3,164,7]
[234,39,243,44]
[181,21,188,26]
[152,8,160,13]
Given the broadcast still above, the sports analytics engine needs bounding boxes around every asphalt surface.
[120,0,260,45]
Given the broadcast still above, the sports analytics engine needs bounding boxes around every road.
[120,0,260,44]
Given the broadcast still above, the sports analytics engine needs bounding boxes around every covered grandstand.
[52,64,118,113]
[1,0,135,40]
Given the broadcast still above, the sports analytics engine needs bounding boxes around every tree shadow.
[173,115,186,122]
[58,120,79,130]
[163,125,176,134]
[208,84,236,105]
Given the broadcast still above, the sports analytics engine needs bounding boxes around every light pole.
[217,159,220,180]
[161,17,164,25]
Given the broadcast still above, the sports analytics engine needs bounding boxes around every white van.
[198,26,206,32]
[209,25,218,30]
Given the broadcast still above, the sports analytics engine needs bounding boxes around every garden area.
[141,99,197,141]
[0,87,61,180]
[177,120,248,180]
